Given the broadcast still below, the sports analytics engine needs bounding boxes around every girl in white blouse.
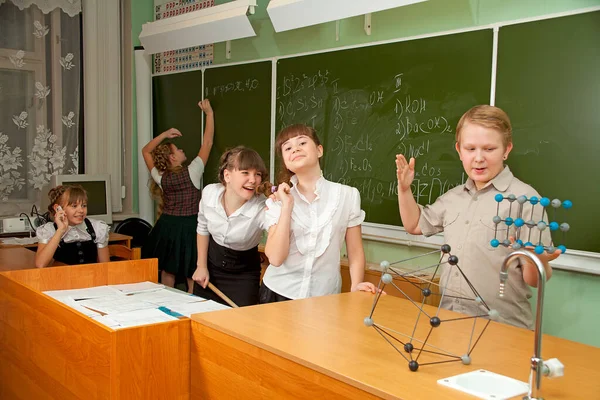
[262,124,377,303]
[192,146,270,306]
[35,185,110,268]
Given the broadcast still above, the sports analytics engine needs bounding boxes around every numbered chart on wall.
[276,30,493,226]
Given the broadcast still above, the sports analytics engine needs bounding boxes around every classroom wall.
[130,0,155,213]
[130,0,600,347]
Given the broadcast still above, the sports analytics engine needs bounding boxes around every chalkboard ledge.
[361,223,600,276]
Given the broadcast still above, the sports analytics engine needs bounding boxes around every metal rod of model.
[499,250,546,400]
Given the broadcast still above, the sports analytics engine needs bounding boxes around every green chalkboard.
[203,61,272,185]
[276,30,493,227]
[496,11,600,253]
[153,70,204,161]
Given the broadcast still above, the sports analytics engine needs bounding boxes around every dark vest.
[161,168,201,216]
[53,218,98,265]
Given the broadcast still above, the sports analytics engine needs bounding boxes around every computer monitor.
[40,174,113,225]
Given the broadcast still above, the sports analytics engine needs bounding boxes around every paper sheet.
[44,285,124,301]
[128,288,204,307]
[167,300,230,317]
[54,296,102,318]
[109,281,165,294]
[107,308,179,328]
[78,295,157,315]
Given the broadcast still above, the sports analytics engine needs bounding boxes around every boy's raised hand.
[161,127,182,139]
[396,154,416,192]
[198,99,213,115]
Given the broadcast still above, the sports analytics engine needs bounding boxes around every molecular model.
[364,244,494,372]
[491,194,572,255]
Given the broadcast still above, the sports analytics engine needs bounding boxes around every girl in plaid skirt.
[141,99,214,291]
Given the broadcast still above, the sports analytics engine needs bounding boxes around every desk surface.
[0,231,132,249]
[0,247,42,271]
[193,292,600,399]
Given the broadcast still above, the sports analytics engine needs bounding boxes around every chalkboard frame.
[150,8,600,273]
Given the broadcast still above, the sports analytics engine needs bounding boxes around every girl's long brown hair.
[274,124,322,185]
[149,142,183,218]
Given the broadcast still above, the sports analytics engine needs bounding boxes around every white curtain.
[0,0,81,213]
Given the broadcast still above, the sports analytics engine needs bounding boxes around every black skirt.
[193,236,261,307]
[141,214,197,279]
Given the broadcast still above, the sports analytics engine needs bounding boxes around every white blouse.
[36,218,110,248]
[262,175,365,299]
[196,183,267,251]
[151,156,204,190]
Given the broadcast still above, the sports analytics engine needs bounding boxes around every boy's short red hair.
[456,105,512,148]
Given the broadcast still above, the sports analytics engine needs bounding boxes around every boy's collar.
[465,166,513,192]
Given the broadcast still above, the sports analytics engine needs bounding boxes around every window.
[0,0,82,215]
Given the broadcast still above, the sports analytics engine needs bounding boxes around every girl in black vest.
[141,99,214,291]
[35,185,110,268]
[192,147,271,307]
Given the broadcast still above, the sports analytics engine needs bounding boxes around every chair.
[108,244,141,261]
[113,217,153,248]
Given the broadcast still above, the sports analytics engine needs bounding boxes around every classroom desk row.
[1,259,599,399]
[0,232,133,271]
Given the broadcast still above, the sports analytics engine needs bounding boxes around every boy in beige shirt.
[395,105,561,329]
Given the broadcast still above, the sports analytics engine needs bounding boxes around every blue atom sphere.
[524,241,534,247]
[563,200,573,209]
[505,217,514,226]
[560,223,570,232]
[517,239,524,245]
[514,218,525,227]
[495,194,504,202]
[529,196,539,205]
[549,222,559,231]
[534,245,544,254]
[490,239,500,248]
[558,245,567,254]
[540,197,550,207]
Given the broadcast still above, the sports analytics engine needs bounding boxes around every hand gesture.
[161,127,182,139]
[192,265,210,288]
[54,205,68,233]
[198,99,213,115]
[396,154,415,192]
[352,281,386,294]
[509,236,561,263]
[273,182,294,210]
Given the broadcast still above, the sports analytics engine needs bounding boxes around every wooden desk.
[190,293,600,399]
[0,247,45,271]
[259,246,440,307]
[0,259,190,400]
[0,232,133,249]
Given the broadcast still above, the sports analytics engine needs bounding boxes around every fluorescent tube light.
[140,0,257,54]
[267,0,427,32]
